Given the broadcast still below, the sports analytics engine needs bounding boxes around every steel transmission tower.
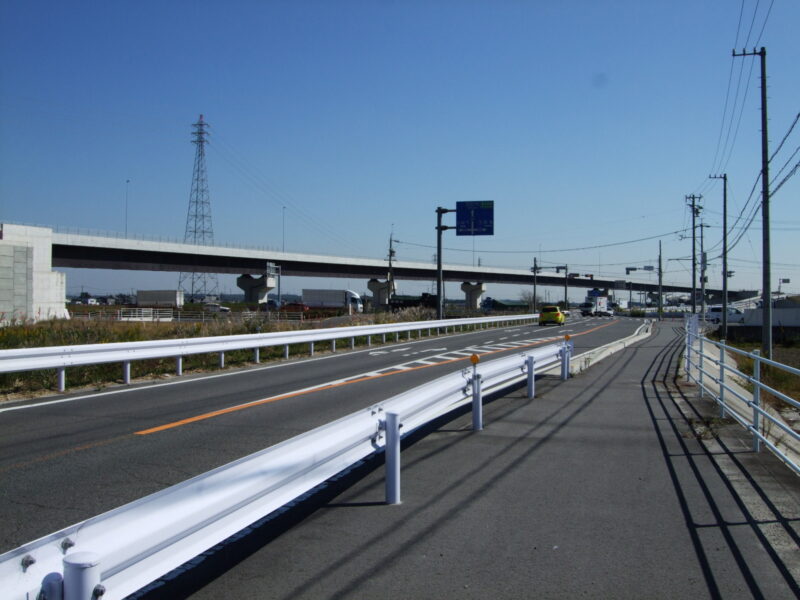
[178,114,219,301]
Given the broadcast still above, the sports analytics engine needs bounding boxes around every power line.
[769,112,800,162]
[395,228,690,255]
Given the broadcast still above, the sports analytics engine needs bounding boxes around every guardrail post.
[407,330,411,340]
[310,342,315,356]
[254,348,260,363]
[382,333,386,344]
[470,356,483,431]
[284,344,289,359]
[123,361,131,385]
[331,339,336,353]
[219,352,225,368]
[63,551,102,600]
[350,337,355,350]
[41,572,63,600]
[176,356,183,376]
[58,367,66,392]
[719,341,726,418]
[526,355,536,398]
[385,412,401,505]
[367,335,371,347]
[752,350,762,453]
[561,340,570,380]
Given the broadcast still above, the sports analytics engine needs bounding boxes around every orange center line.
[135,320,619,436]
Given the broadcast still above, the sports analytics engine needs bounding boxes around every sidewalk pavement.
[143,323,800,599]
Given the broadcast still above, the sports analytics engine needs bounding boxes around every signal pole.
[686,194,702,314]
[733,47,771,359]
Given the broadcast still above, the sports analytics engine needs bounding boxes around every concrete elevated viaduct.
[1,223,748,322]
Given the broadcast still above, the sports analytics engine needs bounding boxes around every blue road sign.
[456,201,494,236]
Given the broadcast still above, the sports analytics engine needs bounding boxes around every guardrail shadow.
[131,364,614,600]
[640,327,800,599]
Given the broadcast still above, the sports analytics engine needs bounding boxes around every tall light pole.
[125,179,130,237]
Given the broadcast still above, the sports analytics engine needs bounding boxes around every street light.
[125,179,130,237]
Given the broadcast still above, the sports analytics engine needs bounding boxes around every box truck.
[302,289,363,313]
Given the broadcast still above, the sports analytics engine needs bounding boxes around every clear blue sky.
[1,0,798,301]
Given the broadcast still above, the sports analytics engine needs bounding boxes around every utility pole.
[686,194,702,314]
[530,257,540,313]
[700,222,708,320]
[658,240,663,321]
[733,46,771,359]
[436,207,455,319]
[710,173,729,337]
[387,233,397,299]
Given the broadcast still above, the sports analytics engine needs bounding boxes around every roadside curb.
[566,319,654,375]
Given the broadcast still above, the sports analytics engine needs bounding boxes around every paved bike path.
[142,323,800,599]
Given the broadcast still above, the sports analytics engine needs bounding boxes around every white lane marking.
[1,322,574,413]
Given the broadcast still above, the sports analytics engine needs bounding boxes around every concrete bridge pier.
[236,274,276,304]
[0,224,68,324]
[368,278,393,307]
[461,282,486,311]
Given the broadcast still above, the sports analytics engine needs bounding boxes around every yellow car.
[538,305,566,326]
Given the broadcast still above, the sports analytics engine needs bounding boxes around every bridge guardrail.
[0,314,537,392]
[1,337,569,600]
[684,315,800,476]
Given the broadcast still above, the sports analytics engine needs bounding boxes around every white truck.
[580,294,613,317]
[302,289,364,313]
[136,290,185,308]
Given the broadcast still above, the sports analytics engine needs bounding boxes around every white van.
[705,306,744,324]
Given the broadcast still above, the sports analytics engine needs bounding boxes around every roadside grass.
[0,307,450,397]
[706,333,800,413]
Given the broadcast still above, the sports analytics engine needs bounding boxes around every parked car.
[538,305,566,326]
[704,306,744,324]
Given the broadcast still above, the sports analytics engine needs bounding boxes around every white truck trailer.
[302,289,363,313]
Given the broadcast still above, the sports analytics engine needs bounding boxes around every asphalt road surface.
[0,316,640,553]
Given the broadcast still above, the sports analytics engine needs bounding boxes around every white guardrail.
[0,314,537,392]
[2,336,571,600]
[684,315,800,476]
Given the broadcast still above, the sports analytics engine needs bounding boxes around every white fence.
[1,338,569,600]
[0,314,537,392]
[684,315,800,476]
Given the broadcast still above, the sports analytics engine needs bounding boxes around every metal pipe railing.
[684,315,799,476]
